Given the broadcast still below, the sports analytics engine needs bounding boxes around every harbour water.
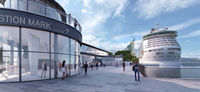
[143,62,200,78]
[181,63,200,68]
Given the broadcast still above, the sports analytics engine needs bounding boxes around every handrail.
[0,0,82,32]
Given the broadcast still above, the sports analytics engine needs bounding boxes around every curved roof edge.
[82,42,109,53]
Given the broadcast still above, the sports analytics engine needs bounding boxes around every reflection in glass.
[57,11,66,22]
[19,0,27,11]
[58,35,69,54]
[70,55,75,76]
[0,26,19,51]
[21,52,49,81]
[46,6,57,20]
[51,54,57,79]
[71,55,80,75]
[51,33,55,52]
[11,0,18,9]
[28,1,45,15]
[0,0,10,8]
[71,39,75,55]
[0,51,19,82]
[22,28,49,52]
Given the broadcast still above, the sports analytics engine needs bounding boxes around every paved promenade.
[0,66,199,92]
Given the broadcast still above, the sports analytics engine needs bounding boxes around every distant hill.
[181,58,200,63]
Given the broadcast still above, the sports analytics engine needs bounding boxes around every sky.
[56,0,200,58]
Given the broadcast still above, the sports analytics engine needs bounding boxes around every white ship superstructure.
[138,26,181,67]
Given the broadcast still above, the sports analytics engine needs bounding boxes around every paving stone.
[0,66,200,92]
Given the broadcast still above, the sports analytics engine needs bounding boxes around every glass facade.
[0,0,119,82]
[0,25,81,82]
[80,44,123,68]
[0,0,82,32]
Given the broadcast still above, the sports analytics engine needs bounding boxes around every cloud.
[82,9,87,13]
[82,10,110,34]
[83,34,127,53]
[112,0,126,19]
[168,17,200,31]
[83,0,90,7]
[83,34,105,47]
[186,40,190,42]
[133,0,200,20]
[179,30,200,38]
[113,17,200,41]
[113,31,149,41]
[83,34,141,54]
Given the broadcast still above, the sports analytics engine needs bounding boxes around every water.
[181,63,200,68]
[144,63,200,78]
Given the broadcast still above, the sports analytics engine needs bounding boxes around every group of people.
[122,61,140,81]
[83,62,100,75]
[68,13,79,29]
[41,60,140,81]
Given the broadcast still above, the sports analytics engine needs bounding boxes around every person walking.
[91,62,93,70]
[61,60,67,80]
[84,61,88,75]
[41,61,47,78]
[133,61,140,81]
[122,61,125,71]
[96,62,98,70]
[74,63,77,74]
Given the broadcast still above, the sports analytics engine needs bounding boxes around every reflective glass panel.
[21,52,50,81]
[70,55,76,76]
[0,51,19,82]
[22,28,49,52]
[19,0,27,11]
[0,26,19,51]
[28,1,45,15]
[51,33,55,52]
[0,0,10,8]
[70,39,75,55]
[46,6,57,20]
[58,35,69,54]
[11,0,18,9]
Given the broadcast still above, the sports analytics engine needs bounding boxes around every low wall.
[139,64,148,77]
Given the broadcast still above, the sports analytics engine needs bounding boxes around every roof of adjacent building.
[82,42,109,53]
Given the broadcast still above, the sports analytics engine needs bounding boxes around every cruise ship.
[138,25,181,67]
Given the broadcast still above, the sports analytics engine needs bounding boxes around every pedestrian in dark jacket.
[91,62,93,70]
[41,61,47,78]
[122,61,125,71]
[133,61,140,81]
[84,61,88,75]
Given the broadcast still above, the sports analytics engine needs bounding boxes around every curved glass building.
[0,0,83,82]
[0,0,123,82]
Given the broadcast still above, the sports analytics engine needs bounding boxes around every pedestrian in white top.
[61,60,67,80]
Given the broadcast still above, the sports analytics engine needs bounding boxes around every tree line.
[109,51,139,63]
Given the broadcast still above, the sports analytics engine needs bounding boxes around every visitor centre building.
[0,0,123,82]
